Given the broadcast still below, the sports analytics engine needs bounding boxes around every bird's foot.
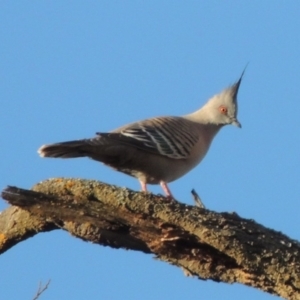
[140,181,148,192]
[160,181,174,199]
[139,180,176,201]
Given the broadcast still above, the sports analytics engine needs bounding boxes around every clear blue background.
[1,2,299,299]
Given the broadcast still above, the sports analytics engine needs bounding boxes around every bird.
[38,71,244,198]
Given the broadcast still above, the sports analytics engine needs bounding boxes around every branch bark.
[1,178,299,299]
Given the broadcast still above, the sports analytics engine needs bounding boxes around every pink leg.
[160,181,174,198]
[140,181,148,192]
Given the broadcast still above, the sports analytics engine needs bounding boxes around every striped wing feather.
[97,117,199,159]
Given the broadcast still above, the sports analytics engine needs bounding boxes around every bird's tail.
[38,140,91,158]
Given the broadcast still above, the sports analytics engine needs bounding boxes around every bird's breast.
[121,135,212,184]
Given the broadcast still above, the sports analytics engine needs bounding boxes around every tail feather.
[38,136,135,168]
[38,140,91,158]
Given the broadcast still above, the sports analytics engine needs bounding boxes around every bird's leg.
[160,181,174,199]
[140,181,148,192]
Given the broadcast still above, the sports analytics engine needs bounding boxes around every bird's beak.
[231,118,242,128]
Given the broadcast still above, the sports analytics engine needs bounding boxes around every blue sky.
[1,2,299,299]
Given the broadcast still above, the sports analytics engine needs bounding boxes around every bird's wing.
[96,116,199,159]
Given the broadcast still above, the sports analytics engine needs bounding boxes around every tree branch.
[32,280,51,300]
[1,178,299,299]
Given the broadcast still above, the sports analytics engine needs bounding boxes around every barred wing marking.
[98,117,199,159]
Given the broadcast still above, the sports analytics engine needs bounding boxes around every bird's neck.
[184,108,223,144]
[184,106,221,126]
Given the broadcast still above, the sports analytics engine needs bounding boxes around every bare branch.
[32,280,51,300]
[0,206,57,255]
[1,178,300,299]
[191,189,205,208]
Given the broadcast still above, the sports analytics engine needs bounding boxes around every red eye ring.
[219,106,228,114]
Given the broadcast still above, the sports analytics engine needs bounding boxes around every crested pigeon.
[38,72,244,198]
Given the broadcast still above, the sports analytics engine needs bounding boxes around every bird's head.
[201,70,245,128]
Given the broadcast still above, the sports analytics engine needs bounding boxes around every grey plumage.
[38,71,244,198]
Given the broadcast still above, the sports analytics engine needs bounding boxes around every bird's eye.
[219,106,228,114]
